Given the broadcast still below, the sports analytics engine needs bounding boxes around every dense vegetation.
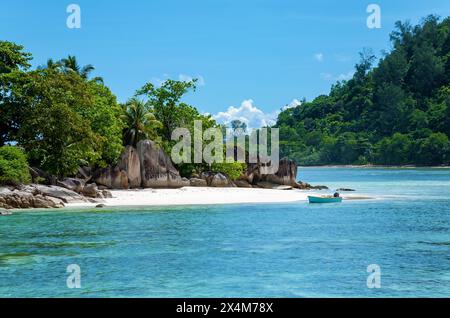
[0,41,243,183]
[276,16,450,166]
[0,146,30,185]
[2,15,448,186]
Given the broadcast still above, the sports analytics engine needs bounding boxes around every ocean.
[1,167,450,297]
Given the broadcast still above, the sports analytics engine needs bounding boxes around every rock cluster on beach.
[0,185,77,209]
[241,158,298,189]
[138,140,184,188]
[2,139,326,210]
[93,141,185,189]
[89,140,311,190]
[0,183,112,210]
[0,187,64,209]
[89,139,322,191]
[237,157,327,190]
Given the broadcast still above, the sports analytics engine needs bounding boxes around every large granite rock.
[29,166,57,185]
[57,178,86,193]
[0,186,66,209]
[181,178,190,187]
[110,168,128,189]
[102,190,113,198]
[255,181,277,189]
[93,167,110,188]
[189,178,208,187]
[94,166,129,189]
[76,166,92,181]
[93,142,182,189]
[118,146,141,188]
[240,157,298,187]
[93,146,140,189]
[233,180,253,188]
[137,140,183,188]
[82,183,99,198]
[31,185,87,203]
[210,173,234,187]
[243,163,261,185]
[264,158,298,187]
[199,171,214,186]
[91,142,303,190]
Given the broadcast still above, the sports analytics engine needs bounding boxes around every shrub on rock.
[0,146,30,186]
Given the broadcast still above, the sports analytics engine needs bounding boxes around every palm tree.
[121,98,162,147]
[230,119,247,135]
[60,55,103,82]
[38,58,62,71]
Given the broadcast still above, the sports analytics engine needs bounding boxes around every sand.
[66,187,323,208]
[65,187,375,208]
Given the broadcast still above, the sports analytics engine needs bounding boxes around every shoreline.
[66,187,321,208]
[299,164,450,169]
[64,187,374,209]
[2,183,375,212]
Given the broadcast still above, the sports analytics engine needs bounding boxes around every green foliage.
[414,132,450,165]
[85,81,125,166]
[0,44,232,179]
[137,80,220,176]
[170,105,219,177]
[230,120,247,134]
[60,55,103,82]
[276,16,450,166]
[2,14,448,183]
[121,98,162,148]
[0,41,31,74]
[137,79,197,141]
[211,162,246,180]
[0,41,33,146]
[1,51,125,177]
[18,69,99,177]
[0,146,30,185]
[375,133,413,165]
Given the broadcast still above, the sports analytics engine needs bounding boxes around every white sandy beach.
[66,187,323,208]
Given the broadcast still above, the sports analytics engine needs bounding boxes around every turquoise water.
[1,167,450,297]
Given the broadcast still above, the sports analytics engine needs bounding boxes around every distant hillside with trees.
[276,16,450,166]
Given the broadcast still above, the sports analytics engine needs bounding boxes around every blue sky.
[1,0,449,127]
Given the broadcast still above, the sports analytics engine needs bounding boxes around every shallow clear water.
[1,167,450,297]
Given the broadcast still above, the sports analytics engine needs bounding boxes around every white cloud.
[336,71,354,81]
[178,74,205,86]
[281,98,302,111]
[321,70,354,81]
[151,76,167,87]
[320,72,333,80]
[314,53,324,62]
[150,74,205,87]
[213,99,278,129]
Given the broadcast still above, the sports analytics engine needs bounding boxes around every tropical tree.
[0,146,30,185]
[60,55,103,82]
[18,69,99,178]
[39,58,62,71]
[230,119,247,134]
[0,41,31,74]
[86,81,125,166]
[0,41,32,146]
[275,16,450,166]
[121,98,162,147]
[1,47,124,176]
[414,132,450,165]
[137,79,197,141]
